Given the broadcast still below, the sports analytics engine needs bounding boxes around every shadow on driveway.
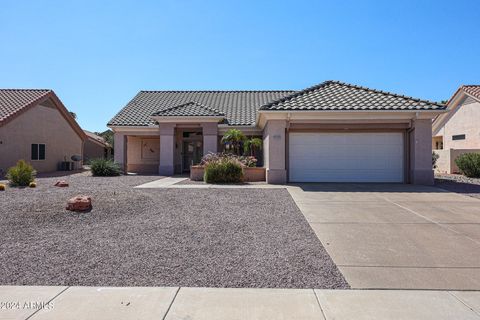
[289,183,450,193]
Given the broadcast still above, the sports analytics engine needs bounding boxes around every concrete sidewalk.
[1,286,479,320]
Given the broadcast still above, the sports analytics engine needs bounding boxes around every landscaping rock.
[54,180,69,187]
[66,195,92,212]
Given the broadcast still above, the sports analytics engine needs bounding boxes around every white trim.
[108,125,159,133]
[257,109,446,128]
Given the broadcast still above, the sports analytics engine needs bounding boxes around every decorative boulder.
[54,180,69,187]
[66,195,92,212]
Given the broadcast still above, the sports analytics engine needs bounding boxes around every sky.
[1,0,479,132]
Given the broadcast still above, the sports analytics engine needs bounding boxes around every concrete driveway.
[288,183,480,290]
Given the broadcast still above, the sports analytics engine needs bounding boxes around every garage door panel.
[289,132,404,183]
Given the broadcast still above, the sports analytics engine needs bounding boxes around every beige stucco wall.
[409,119,434,185]
[435,149,480,174]
[126,136,160,173]
[0,103,83,174]
[263,120,287,184]
[443,98,480,150]
[84,140,106,161]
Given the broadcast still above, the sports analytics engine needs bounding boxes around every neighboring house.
[0,89,86,175]
[108,80,446,185]
[83,130,112,162]
[432,85,480,173]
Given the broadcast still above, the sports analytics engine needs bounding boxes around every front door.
[182,140,203,172]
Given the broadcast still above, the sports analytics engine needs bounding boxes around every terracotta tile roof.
[84,130,110,147]
[108,90,296,126]
[462,85,480,100]
[260,81,446,111]
[152,101,225,117]
[0,89,51,124]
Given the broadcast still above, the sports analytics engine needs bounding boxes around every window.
[452,134,466,141]
[31,144,46,160]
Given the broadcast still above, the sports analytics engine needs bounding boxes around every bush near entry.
[455,153,480,178]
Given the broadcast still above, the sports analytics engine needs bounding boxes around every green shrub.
[89,158,122,176]
[455,153,480,178]
[204,159,243,183]
[6,160,36,186]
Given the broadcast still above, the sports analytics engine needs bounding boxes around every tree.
[221,129,246,155]
[244,137,262,156]
[95,130,114,147]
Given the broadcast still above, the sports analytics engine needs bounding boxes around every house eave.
[256,109,447,129]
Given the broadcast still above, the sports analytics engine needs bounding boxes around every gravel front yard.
[0,172,348,289]
[435,173,480,199]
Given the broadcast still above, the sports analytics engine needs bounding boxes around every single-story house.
[84,130,113,162]
[108,81,446,185]
[0,89,86,175]
[432,85,480,173]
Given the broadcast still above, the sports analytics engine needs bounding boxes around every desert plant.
[455,153,480,178]
[6,160,36,186]
[244,137,263,156]
[29,182,36,188]
[0,183,5,191]
[89,158,122,176]
[239,156,257,168]
[221,129,246,155]
[200,152,257,168]
[432,151,439,169]
[204,158,243,183]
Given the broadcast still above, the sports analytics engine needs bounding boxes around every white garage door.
[289,132,404,183]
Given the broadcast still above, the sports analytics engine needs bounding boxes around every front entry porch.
[117,122,219,175]
[160,122,218,175]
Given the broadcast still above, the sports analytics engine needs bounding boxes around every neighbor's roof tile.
[0,89,51,124]
[260,81,446,111]
[463,85,480,100]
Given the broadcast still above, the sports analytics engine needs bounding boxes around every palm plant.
[221,129,246,155]
[244,137,263,156]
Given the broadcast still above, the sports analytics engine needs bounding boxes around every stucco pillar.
[159,123,175,175]
[409,119,434,185]
[263,120,287,184]
[201,122,218,155]
[113,132,126,172]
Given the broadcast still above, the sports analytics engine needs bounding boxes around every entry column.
[409,119,434,185]
[201,122,218,155]
[263,120,287,184]
[113,132,126,172]
[159,123,175,175]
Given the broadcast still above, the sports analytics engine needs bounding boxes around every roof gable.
[0,89,86,141]
[152,101,225,117]
[0,89,51,124]
[260,81,446,111]
[84,130,110,147]
[462,85,480,101]
[433,84,480,136]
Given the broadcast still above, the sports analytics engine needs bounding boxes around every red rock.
[66,195,92,212]
[54,180,69,187]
